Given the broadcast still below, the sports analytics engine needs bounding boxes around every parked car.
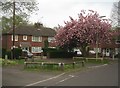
[22,50,33,58]
[74,49,82,56]
[89,50,96,54]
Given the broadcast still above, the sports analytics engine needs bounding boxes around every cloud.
[29,0,114,28]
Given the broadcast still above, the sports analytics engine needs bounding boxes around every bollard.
[58,63,61,67]
[31,58,34,62]
[24,62,27,68]
[82,61,85,67]
[5,55,8,65]
[60,63,64,71]
[5,55,8,59]
[73,62,75,69]
[25,57,27,61]
[41,62,44,68]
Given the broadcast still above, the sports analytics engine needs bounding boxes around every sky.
[29,0,117,28]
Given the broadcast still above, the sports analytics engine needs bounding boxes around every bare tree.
[111,0,120,27]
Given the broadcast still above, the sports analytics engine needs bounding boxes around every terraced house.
[2,24,56,55]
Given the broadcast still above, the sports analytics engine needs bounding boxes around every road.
[2,61,118,87]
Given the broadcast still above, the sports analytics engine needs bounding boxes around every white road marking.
[56,74,74,84]
[25,72,65,86]
[88,64,108,69]
[69,75,74,77]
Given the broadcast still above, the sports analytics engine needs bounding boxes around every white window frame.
[32,36,42,42]
[48,37,55,42]
[11,35,18,41]
[39,37,42,42]
[31,47,42,53]
[23,35,27,41]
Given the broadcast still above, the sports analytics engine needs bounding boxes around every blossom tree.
[55,10,112,57]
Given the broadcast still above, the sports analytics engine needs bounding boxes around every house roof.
[2,25,56,37]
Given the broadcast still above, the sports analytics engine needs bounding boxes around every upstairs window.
[23,36,27,41]
[32,36,42,42]
[11,35,18,41]
[48,37,55,42]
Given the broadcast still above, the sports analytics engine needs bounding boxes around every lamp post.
[12,1,15,59]
[96,16,106,60]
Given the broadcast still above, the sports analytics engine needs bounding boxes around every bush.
[44,40,49,48]
[12,48,22,59]
[2,48,6,59]
[6,48,22,59]
[48,51,75,58]
[42,48,58,56]
[42,47,75,58]
[6,50,12,59]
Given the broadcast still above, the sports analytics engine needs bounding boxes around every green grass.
[1,58,46,66]
[1,59,18,66]
[14,59,25,64]
[1,57,111,72]
[24,61,85,72]
[0,58,2,66]
[1,58,25,66]
[23,58,110,72]
[85,59,110,64]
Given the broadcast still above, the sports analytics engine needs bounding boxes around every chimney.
[34,22,43,28]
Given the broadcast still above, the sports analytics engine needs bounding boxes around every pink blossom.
[55,10,112,48]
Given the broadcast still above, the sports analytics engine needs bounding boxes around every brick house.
[90,27,120,57]
[2,25,56,55]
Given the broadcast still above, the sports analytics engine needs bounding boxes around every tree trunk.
[80,44,89,59]
[80,46,87,59]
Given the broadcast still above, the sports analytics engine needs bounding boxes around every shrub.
[42,48,58,56]
[44,40,49,48]
[6,48,22,59]
[2,48,6,59]
[48,51,75,58]
[6,50,12,59]
[12,48,22,59]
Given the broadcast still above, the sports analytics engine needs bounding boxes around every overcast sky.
[29,0,117,28]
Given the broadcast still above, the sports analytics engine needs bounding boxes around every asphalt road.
[2,61,118,87]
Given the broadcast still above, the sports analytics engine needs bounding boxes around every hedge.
[6,50,12,59]
[4,48,22,59]
[2,48,6,59]
[48,51,75,58]
[11,48,22,59]
[42,48,58,56]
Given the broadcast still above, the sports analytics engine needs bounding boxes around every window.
[23,36,27,40]
[31,47,42,53]
[48,37,55,42]
[11,35,18,41]
[32,36,42,42]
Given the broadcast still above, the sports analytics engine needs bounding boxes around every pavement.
[2,60,118,87]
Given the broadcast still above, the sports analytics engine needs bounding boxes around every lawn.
[0,58,47,66]
[1,57,111,72]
